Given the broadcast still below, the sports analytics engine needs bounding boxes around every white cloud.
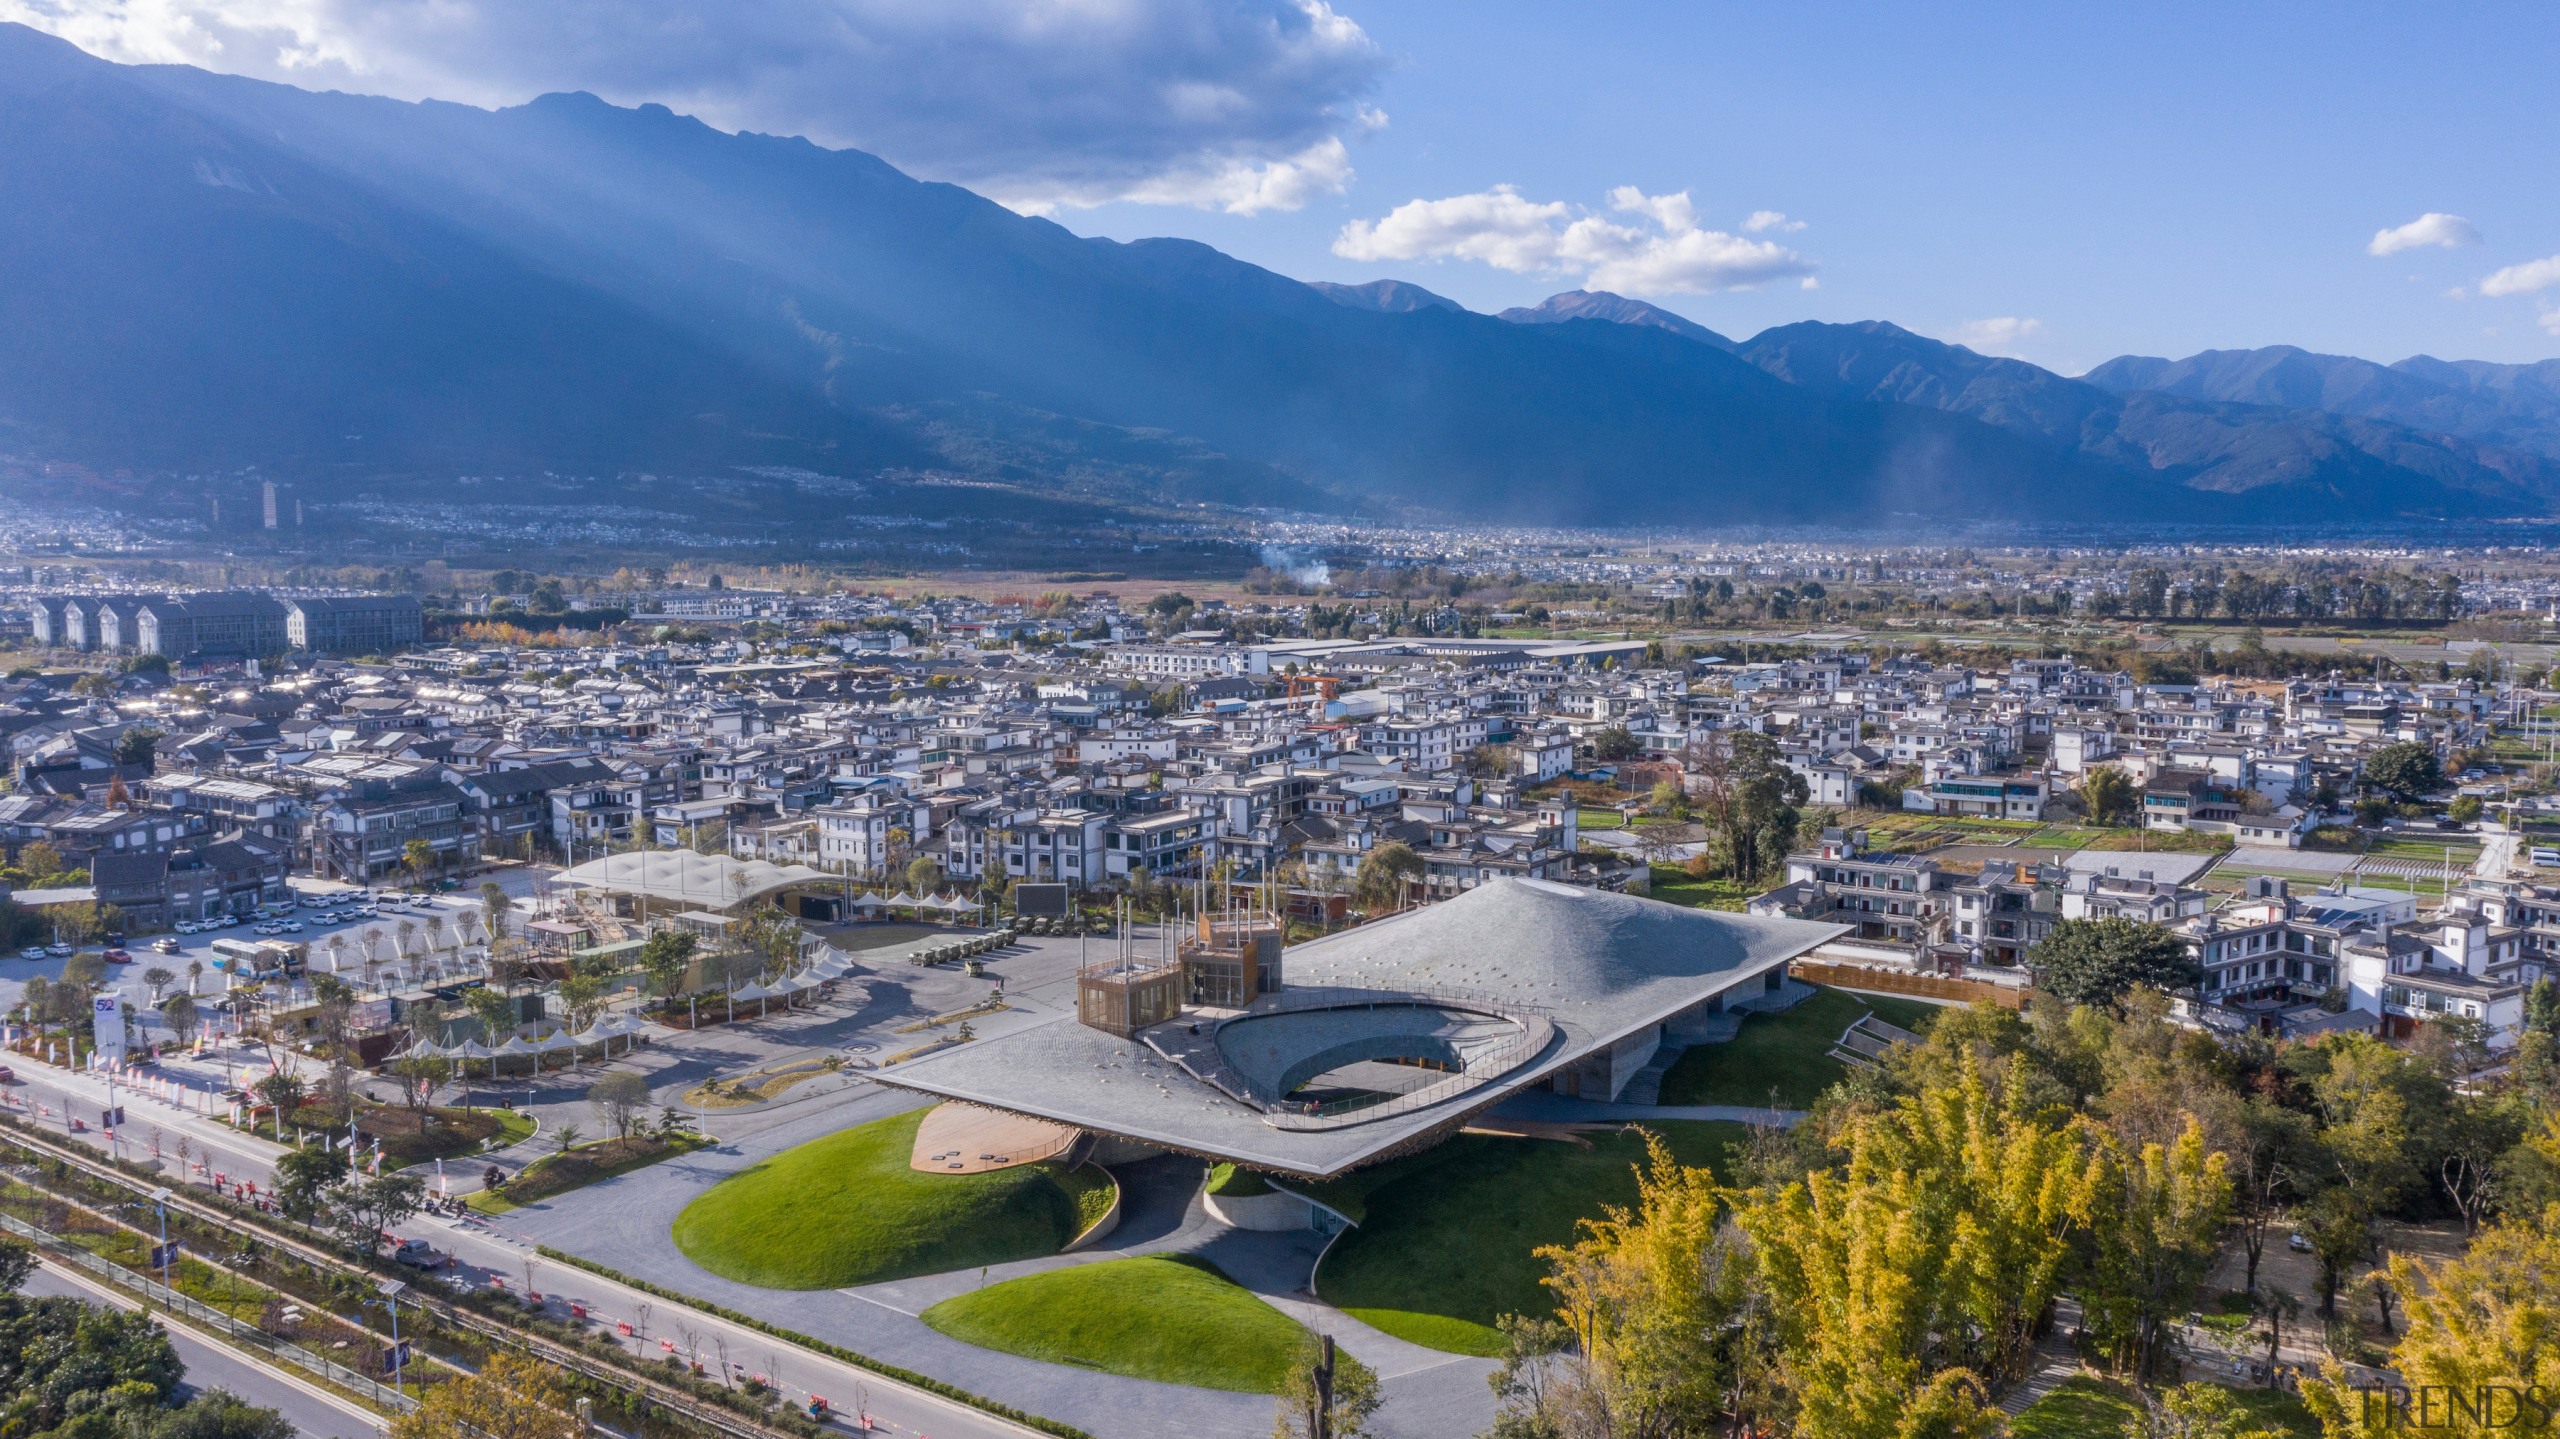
[2367,212,2482,256]
[1946,317,2043,356]
[2542,309,2560,337]
[1333,185,1816,296]
[1,0,1386,213]
[2481,254,2560,298]
[1743,210,1805,233]
[1021,135,1354,217]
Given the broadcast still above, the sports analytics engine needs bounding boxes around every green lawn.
[671,1108,1115,1288]
[1645,865,1760,912]
[1303,1121,1748,1355]
[2011,1377,2317,1438]
[1206,1163,1272,1197]
[1656,986,1941,1109]
[1575,808,1626,830]
[921,1255,1308,1393]
[2009,1377,2139,1438]
[2364,836,2480,861]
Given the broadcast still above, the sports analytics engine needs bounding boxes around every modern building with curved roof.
[555,849,834,913]
[877,877,1849,1179]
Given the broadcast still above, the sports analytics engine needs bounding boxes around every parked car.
[2287,1232,2313,1253]
[46,944,71,958]
[17,947,43,961]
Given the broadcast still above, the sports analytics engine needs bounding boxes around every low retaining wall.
[1203,1187,1316,1232]
[1060,1165,1122,1252]
[1793,959,2029,1010]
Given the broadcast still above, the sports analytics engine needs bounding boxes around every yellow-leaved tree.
[1727,1059,2103,1439]
[2080,1117,2234,1377]
[2299,1205,2560,1437]
[1532,1130,1738,1435]
[389,1351,583,1439]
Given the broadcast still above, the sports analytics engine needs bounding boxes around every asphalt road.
[23,1262,385,1439]
[0,927,1504,1439]
[0,1060,1047,1439]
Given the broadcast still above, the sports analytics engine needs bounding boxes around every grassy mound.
[1305,1120,1746,1356]
[1657,986,1941,1108]
[672,1109,1106,1289]
[921,1255,1307,1393]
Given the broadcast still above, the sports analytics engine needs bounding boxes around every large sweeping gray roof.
[877,878,1848,1177]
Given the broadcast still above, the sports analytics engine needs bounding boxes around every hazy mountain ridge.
[1495,291,1737,351]
[0,23,2548,530]
[1730,322,2560,516]
[2085,346,2560,461]
[1306,279,1466,314]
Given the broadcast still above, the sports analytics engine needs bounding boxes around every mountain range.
[2,21,2557,532]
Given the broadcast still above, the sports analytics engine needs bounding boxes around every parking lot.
[4,883,502,1039]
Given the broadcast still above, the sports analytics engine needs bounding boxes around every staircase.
[1998,1297,2087,1418]
[1616,1046,1681,1105]
[1827,1011,1924,1070]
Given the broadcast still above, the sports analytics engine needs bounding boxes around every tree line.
[1475,977,2560,1438]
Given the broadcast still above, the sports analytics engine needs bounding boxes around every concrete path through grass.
[857,1156,1480,1383]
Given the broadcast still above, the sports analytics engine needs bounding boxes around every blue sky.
[16,0,2558,371]
[1060,1,2560,371]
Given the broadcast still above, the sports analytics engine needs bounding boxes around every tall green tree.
[273,1144,347,1223]
[2027,919,2198,1009]
[2075,764,2137,825]
[1589,728,1643,762]
[640,930,696,1006]
[1353,843,1423,912]
[2360,742,2442,802]
[1692,730,1811,883]
[1273,1335,1381,1439]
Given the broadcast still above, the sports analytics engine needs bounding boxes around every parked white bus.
[209,937,304,978]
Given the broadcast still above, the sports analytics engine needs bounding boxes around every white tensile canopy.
[554,850,832,912]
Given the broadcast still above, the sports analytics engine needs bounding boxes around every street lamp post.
[372,1278,409,1398]
[148,1187,172,1311]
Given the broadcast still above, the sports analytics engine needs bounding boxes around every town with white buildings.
[1,579,2551,1060]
